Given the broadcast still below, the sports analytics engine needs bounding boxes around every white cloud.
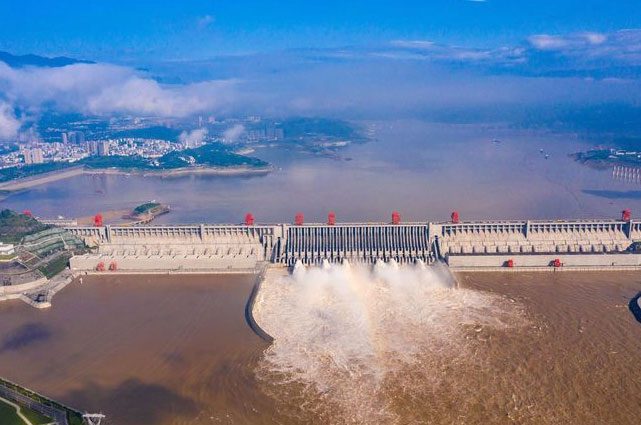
[0,101,21,141]
[222,124,245,143]
[196,15,215,30]
[0,62,238,118]
[390,40,436,50]
[179,128,208,147]
[582,32,607,45]
[528,32,608,51]
[527,35,570,50]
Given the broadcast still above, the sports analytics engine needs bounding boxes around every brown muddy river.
[0,271,640,424]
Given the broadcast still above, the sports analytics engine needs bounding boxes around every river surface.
[0,272,638,424]
[0,120,637,223]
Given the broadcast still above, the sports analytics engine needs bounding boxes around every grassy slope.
[38,252,72,279]
[0,399,24,425]
[0,398,52,425]
[21,406,53,425]
[0,210,50,244]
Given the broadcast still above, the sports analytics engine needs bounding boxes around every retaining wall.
[70,254,261,272]
[446,253,641,269]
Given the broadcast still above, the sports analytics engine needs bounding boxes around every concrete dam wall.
[65,218,641,272]
[68,224,281,273]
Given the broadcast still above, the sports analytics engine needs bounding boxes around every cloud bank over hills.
[1,29,641,140]
[0,101,21,140]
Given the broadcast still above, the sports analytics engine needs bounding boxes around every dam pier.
[64,211,641,273]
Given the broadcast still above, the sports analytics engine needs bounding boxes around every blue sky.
[1,0,641,61]
[2,0,641,140]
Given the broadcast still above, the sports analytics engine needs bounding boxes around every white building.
[21,148,44,165]
[0,243,16,256]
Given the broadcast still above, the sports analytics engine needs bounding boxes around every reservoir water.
[1,120,637,223]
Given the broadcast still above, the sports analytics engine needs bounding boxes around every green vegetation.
[0,398,53,425]
[22,228,85,257]
[0,162,76,183]
[159,142,268,168]
[67,412,85,425]
[20,406,52,425]
[0,212,84,278]
[0,399,23,425]
[0,378,85,425]
[112,125,182,141]
[0,210,51,244]
[82,154,149,169]
[134,202,161,215]
[38,252,72,279]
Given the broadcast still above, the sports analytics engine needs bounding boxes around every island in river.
[572,148,641,169]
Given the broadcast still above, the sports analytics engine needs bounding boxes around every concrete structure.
[68,224,279,273]
[433,219,640,270]
[62,217,641,272]
[39,218,78,227]
[434,220,633,255]
[97,140,110,156]
[20,148,44,165]
[281,223,433,265]
[0,242,15,256]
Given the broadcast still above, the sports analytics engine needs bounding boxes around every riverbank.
[0,164,273,192]
[0,270,75,309]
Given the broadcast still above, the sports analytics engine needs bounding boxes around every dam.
[64,211,641,272]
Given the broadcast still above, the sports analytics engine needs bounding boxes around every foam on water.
[254,262,525,423]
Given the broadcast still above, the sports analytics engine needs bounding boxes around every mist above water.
[254,261,526,424]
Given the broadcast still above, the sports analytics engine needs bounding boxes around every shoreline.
[0,164,273,192]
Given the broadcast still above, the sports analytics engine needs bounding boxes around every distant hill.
[0,51,94,68]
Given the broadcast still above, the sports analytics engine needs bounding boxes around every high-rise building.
[85,141,99,155]
[66,131,85,145]
[31,148,44,164]
[97,141,110,156]
[20,148,31,164]
[61,132,68,144]
[21,148,44,165]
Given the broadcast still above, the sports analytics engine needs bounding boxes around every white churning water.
[253,260,527,424]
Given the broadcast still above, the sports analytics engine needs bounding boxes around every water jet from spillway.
[254,262,525,424]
